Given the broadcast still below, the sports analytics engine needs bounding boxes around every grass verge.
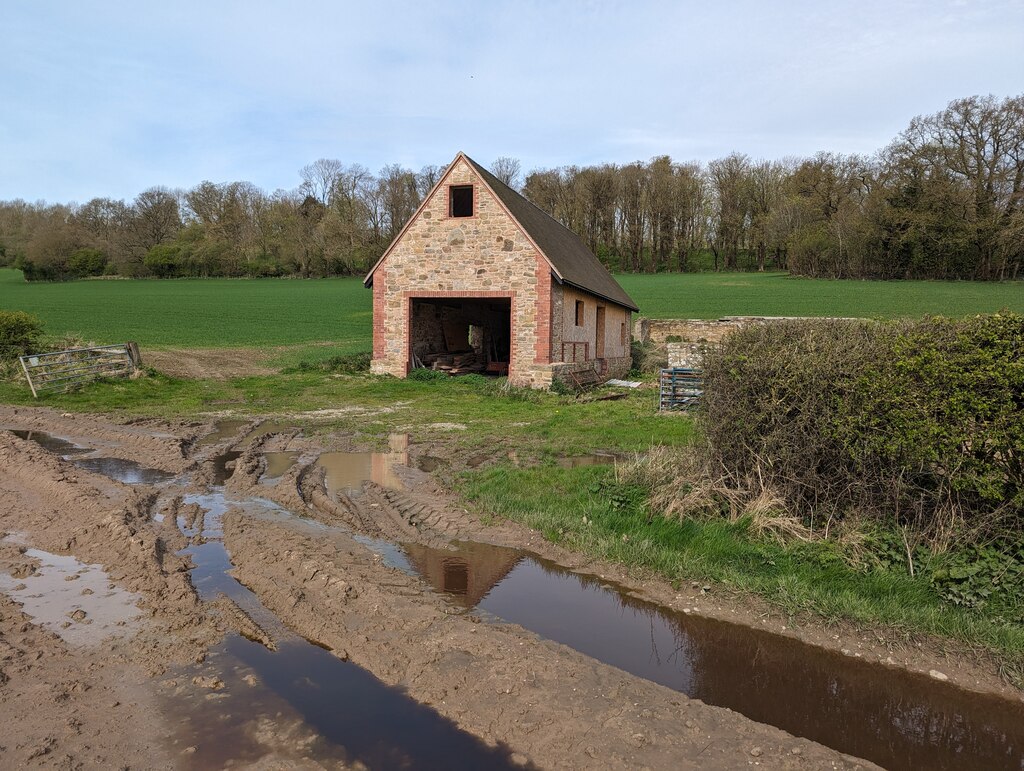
[0,370,690,456]
[458,463,1024,667]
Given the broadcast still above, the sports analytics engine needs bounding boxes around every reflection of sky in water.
[172,491,521,769]
[74,456,174,484]
[397,541,1024,771]
[0,545,141,646]
[10,424,1024,770]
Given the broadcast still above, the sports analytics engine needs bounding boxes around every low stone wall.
[666,342,706,369]
[634,316,758,345]
[636,316,864,370]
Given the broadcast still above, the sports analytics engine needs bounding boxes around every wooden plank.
[19,356,38,398]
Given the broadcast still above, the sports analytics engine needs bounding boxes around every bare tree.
[490,157,523,190]
[708,153,752,271]
[416,164,444,198]
[299,158,344,206]
[131,187,181,252]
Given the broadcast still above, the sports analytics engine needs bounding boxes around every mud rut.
[0,407,1021,770]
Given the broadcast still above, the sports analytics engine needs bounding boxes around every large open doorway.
[408,297,512,377]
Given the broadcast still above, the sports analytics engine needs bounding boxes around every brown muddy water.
[12,429,175,484]
[172,491,525,769]
[0,541,142,647]
[262,451,300,480]
[556,453,618,468]
[240,420,300,447]
[192,417,248,447]
[384,540,1024,771]
[316,439,408,498]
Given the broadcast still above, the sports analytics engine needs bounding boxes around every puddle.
[262,451,299,481]
[74,456,175,485]
[0,545,141,646]
[194,418,248,447]
[11,429,174,484]
[556,453,617,469]
[211,451,242,486]
[240,421,300,447]
[169,487,522,769]
[169,632,524,770]
[316,435,409,498]
[397,541,1024,771]
[11,429,91,455]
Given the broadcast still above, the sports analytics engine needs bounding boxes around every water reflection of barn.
[403,541,523,608]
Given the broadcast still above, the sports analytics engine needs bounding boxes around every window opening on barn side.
[449,185,474,218]
[575,300,584,326]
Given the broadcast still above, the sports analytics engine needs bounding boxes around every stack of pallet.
[659,367,703,411]
[421,350,487,375]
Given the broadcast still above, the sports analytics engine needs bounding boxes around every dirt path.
[145,347,281,379]
[1,407,1016,768]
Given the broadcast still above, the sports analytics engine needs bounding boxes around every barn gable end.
[367,153,636,388]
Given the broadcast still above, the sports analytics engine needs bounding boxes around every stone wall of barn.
[370,158,554,387]
[549,284,632,382]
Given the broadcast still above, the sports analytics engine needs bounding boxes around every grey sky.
[2,0,1021,202]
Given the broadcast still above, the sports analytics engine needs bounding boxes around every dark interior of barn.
[409,297,511,376]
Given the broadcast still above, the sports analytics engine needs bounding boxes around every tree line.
[1,94,1021,282]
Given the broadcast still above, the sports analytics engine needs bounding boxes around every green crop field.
[616,272,1024,319]
[2,268,1022,350]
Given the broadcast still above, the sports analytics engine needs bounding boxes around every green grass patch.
[3,269,1023,357]
[0,370,692,456]
[458,464,1024,660]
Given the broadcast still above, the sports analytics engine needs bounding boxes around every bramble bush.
[0,309,44,361]
[695,314,1023,544]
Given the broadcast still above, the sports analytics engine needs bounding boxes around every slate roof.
[463,155,639,311]
[365,153,639,312]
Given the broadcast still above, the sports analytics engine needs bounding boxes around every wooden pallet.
[659,367,703,411]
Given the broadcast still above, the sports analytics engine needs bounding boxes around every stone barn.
[365,152,639,388]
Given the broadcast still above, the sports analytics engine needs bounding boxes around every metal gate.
[20,342,141,398]
[659,367,703,411]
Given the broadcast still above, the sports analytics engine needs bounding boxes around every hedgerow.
[679,314,1023,546]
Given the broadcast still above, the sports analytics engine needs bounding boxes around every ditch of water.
[377,539,1024,771]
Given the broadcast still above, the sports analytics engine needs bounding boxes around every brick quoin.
[372,271,387,359]
[534,252,551,363]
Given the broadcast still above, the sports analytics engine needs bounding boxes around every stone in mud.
[69,609,87,622]
[191,675,225,690]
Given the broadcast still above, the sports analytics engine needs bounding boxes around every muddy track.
[3,408,1020,769]
[222,510,865,770]
[0,405,195,473]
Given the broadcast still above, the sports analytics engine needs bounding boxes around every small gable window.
[575,300,584,326]
[449,185,474,218]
